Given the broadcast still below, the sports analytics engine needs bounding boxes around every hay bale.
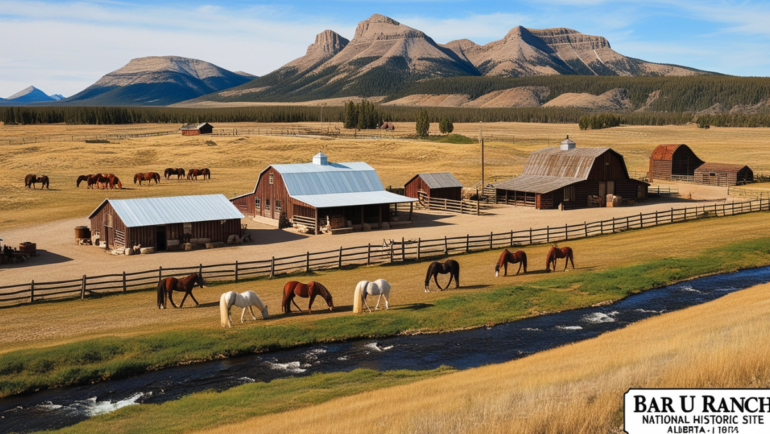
[140,247,155,255]
[125,248,134,256]
[206,242,227,249]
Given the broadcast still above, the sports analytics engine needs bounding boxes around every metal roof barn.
[89,195,243,227]
[404,172,464,201]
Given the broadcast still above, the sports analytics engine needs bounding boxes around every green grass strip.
[3,237,770,399]
[42,367,453,434]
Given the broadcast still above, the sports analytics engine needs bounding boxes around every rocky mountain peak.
[306,30,349,57]
[353,13,426,41]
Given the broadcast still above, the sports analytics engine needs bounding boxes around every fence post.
[123,271,127,293]
[390,243,394,263]
[81,275,86,299]
[159,266,163,283]
[235,260,239,282]
[306,252,310,272]
[612,217,615,233]
[367,244,371,265]
[639,213,643,228]
[600,220,604,235]
[490,232,493,250]
[476,200,479,216]
[655,211,658,225]
[444,236,448,254]
[30,280,35,303]
[199,263,203,278]
[417,238,421,260]
[402,237,406,262]
[529,228,533,245]
[339,246,343,268]
[510,230,514,247]
[627,216,630,230]
[466,234,470,253]
[546,226,550,243]
[565,224,568,240]
[671,208,674,223]
[584,221,588,238]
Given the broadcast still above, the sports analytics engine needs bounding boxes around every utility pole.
[479,121,483,144]
[481,139,485,189]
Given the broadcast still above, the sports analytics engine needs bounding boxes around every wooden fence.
[728,186,770,199]
[648,186,679,197]
[417,191,490,215]
[0,131,176,146]
[1,198,769,307]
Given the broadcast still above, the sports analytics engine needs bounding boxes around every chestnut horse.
[24,174,36,188]
[35,176,50,189]
[157,273,207,309]
[107,174,122,189]
[495,249,527,277]
[200,168,211,180]
[187,168,201,181]
[424,259,460,292]
[546,246,575,272]
[134,172,160,185]
[282,281,334,314]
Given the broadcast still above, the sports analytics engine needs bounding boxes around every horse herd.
[156,245,576,329]
[24,167,214,190]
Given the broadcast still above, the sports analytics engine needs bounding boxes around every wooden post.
[306,252,310,272]
[655,210,658,225]
[476,199,479,216]
[235,260,239,282]
[367,244,371,265]
[639,213,643,228]
[123,271,127,293]
[199,263,203,278]
[510,230,514,247]
[466,234,470,253]
[339,246,343,268]
[627,216,630,230]
[612,217,615,233]
[270,257,275,278]
[81,275,86,299]
[159,266,163,283]
[546,226,550,243]
[529,228,533,245]
[565,224,569,240]
[584,221,588,238]
[417,238,421,260]
[30,280,34,304]
[444,236,448,254]
[401,237,406,262]
[390,243,394,263]
[490,232,493,250]
[671,208,674,223]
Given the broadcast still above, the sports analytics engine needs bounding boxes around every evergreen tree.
[416,109,430,137]
[343,101,357,129]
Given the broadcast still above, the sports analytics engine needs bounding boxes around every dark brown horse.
[424,259,460,292]
[187,168,201,181]
[76,175,92,187]
[157,273,207,309]
[135,172,160,185]
[174,168,185,179]
[164,168,175,179]
[35,176,50,189]
[282,281,334,314]
[200,168,211,180]
[24,174,36,188]
[546,246,575,272]
[495,249,527,277]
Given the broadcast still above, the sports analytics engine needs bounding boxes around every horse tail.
[453,261,460,288]
[157,279,165,309]
[521,251,527,273]
[220,292,231,327]
[353,282,364,314]
[567,248,575,269]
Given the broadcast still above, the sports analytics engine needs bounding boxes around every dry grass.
[195,280,770,434]
[2,122,770,228]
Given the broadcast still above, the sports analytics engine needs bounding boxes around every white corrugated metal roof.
[89,194,244,228]
[413,172,463,189]
[292,191,416,208]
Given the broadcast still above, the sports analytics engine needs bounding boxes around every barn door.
[607,181,615,196]
[598,182,607,200]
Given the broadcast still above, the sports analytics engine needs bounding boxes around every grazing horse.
[353,279,391,314]
[107,175,122,189]
[282,281,333,314]
[164,168,175,179]
[76,175,92,187]
[35,176,50,189]
[157,273,206,309]
[495,249,527,277]
[174,168,185,180]
[424,259,460,292]
[200,168,211,180]
[219,290,268,327]
[134,172,160,185]
[187,168,200,181]
[24,174,37,188]
[546,246,575,272]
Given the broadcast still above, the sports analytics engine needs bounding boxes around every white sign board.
[625,389,770,434]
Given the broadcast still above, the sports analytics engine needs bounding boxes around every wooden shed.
[493,137,648,210]
[694,163,753,186]
[179,122,214,136]
[230,153,416,234]
[88,194,244,251]
[648,144,704,182]
[405,172,463,201]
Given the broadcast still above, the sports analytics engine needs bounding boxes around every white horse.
[353,279,391,314]
[219,291,269,327]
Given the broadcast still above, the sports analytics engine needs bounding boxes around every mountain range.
[0,86,64,104]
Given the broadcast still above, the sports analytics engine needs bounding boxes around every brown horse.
[35,176,50,189]
[495,249,527,277]
[76,175,93,187]
[174,168,185,179]
[187,168,200,181]
[107,174,122,189]
[134,172,160,185]
[24,174,36,188]
[157,273,207,309]
[424,259,460,292]
[546,246,575,272]
[163,168,175,179]
[200,168,211,180]
[282,281,334,314]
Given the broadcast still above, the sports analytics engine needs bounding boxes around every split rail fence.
[417,192,491,215]
[2,198,769,307]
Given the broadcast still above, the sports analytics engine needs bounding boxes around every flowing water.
[3,266,770,433]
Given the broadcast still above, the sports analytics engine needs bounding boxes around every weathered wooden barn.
[648,144,704,182]
[694,163,753,186]
[492,137,648,210]
[231,153,416,234]
[179,122,214,136]
[89,194,244,251]
[404,172,463,201]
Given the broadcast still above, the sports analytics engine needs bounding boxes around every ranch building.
[230,152,416,234]
[88,194,244,251]
[694,163,753,186]
[404,172,464,201]
[648,144,704,182]
[179,122,214,136]
[492,137,648,210]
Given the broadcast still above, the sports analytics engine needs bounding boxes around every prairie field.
[195,280,770,434]
[2,121,770,229]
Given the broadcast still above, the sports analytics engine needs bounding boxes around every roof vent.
[560,135,576,151]
[313,152,329,166]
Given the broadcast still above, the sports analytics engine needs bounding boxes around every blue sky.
[1,0,769,97]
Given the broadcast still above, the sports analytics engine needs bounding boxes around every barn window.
[266,198,270,211]
[106,213,113,228]
[276,200,281,214]
[255,197,261,210]
[564,187,575,202]
[269,173,274,184]
[183,223,192,234]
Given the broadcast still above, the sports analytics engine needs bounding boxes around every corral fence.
[648,186,679,197]
[0,131,176,145]
[211,127,416,141]
[2,198,769,307]
[417,191,491,215]
[728,186,770,199]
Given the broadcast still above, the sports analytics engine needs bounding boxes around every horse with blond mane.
[352,279,391,314]
[545,246,575,272]
[282,281,333,314]
[495,249,527,277]
[219,291,268,327]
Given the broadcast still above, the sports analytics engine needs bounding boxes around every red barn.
[648,144,704,182]
[179,122,214,136]
[404,172,463,201]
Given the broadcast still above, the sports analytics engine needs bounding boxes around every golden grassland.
[2,122,770,228]
[3,211,770,356]
[195,280,770,434]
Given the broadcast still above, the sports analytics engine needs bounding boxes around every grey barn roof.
[179,122,212,131]
[410,172,463,189]
[89,194,244,228]
[493,175,584,194]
